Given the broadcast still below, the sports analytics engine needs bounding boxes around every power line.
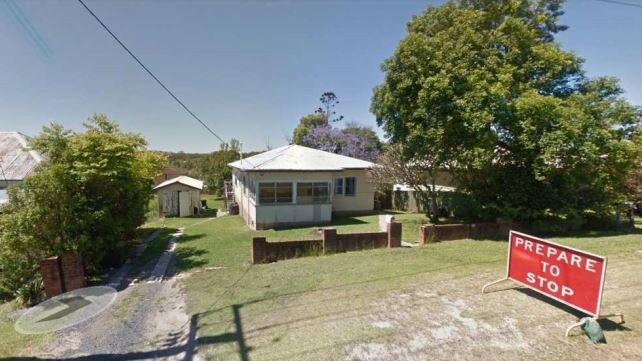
[76,0,227,145]
[594,0,642,9]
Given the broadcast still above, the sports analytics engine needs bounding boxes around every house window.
[258,182,293,204]
[335,178,343,195]
[297,182,330,204]
[345,177,356,196]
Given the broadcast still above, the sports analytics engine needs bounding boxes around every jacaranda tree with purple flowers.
[302,124,380,162]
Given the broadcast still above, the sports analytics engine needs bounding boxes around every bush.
[0,115,165,299]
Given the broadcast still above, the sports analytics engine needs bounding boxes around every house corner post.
[387,222,402,248]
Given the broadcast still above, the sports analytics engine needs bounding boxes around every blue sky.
[1,0,641,152]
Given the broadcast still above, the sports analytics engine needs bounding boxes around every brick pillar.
[40,256,64,297]
[387,222,402,248]
[252,237,268,264]
[418,225,426,245]
[419,224,438,244]
[321,228,337,253]
[61,252,86,291]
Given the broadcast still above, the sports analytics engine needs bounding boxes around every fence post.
[252,236,268,264]
[40,256,64,297]
[322,228,338,253]
[387,222,402,248]
[61,252,86,291]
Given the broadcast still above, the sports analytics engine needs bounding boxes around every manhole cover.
[15,286,117,334]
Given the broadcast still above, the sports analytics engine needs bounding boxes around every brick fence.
[418,221,530,244]
[39,252,86,297]
[252,222,402,264]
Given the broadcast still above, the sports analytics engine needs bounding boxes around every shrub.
[0,115,165,299]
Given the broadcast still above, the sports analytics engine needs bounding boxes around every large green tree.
[0,115,164,301]
[292,113,328,145]
[371,0,641,220]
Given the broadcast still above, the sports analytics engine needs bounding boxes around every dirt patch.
[342,262,642,361]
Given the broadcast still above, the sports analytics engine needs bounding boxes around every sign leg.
[565,319,587,337]
[481,277,511,294]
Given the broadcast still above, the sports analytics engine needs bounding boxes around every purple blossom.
[302,125,380,162]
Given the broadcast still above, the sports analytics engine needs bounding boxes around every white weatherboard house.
[153,176,204,217]
[229,145,376,230]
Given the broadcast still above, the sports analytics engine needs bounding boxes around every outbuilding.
[153,176,203,217]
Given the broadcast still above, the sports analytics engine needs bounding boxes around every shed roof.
[153,175,203,191]
[228,144,375,171]
[0,132,42,181]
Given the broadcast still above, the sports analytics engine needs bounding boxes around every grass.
[0,302,46,357]
[256,213,428,242]
[176,214,642,360]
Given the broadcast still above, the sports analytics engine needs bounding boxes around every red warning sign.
[507,231,607,316]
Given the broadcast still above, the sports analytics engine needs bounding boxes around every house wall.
[231,168,375,230]
[331,169,375,214]
[0,180,21,189]
[156,183,201,217]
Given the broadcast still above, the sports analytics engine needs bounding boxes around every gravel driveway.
[27,232,201,361]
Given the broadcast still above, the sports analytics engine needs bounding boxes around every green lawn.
[256,213,428,242]
[176,214,642,360]
[0,302,45,357]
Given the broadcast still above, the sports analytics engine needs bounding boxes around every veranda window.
[297,182,330,204]
[258,182,293,204]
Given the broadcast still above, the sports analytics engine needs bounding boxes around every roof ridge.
[242,144,293,170]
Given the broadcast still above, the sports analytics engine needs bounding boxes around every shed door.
[179,191,191,217]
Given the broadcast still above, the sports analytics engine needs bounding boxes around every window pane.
[258,183,275,204]
[297,183,313,204]
[298,182,329,204]
[275,182,293,203]
[345,177,356,196]
[335,178,343,195]
[313,182,329,203]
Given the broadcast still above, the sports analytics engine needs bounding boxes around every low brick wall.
[252,222,402,264]
[418,222,530,244]
[252,238,323,264]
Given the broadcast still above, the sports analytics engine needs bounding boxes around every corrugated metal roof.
[153,175,204,191]
[0,132,42,181]
[228,144,374,171]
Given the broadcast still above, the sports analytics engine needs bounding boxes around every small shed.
[153,176,203,217]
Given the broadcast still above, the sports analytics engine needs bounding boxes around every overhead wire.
[76,0,228,145]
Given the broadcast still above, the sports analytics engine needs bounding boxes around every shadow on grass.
[514,287,588,318]
[175,246,209,272]
[176,233,208,244]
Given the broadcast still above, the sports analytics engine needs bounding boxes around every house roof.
[228,144,375,171]
[153,175,203,191]
[0,132,42,181]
